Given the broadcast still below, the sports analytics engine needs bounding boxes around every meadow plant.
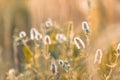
[45,18,53,27]
[44,35,51,45]
[74,37,85,49]
[30,28,38,40]
[6,20,120,80]
[19,31,26,39]
[82,21,90,34]
[94,49,103,64]
[56,33,67,43]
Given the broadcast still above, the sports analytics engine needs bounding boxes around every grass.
[4,20,120,80]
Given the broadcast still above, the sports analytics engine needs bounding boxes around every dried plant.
[5,20,120,80]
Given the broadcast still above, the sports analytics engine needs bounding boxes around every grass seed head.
[19,31,26,38]
[74,37,85,49]
[58,59,64,66]
[82,21,90,34]
[56,33,66,43]
[44,35,51,45]
[94,49,103,64]
[30,28,38,40]
[35,31,42,40]
[50,63,57,75]
[45,18,53,27]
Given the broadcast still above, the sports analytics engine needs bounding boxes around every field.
[0,0,120,80]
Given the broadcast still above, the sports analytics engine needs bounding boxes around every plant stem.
[105,52,119,80]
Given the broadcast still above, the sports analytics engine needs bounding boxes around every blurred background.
[0,0,120,79]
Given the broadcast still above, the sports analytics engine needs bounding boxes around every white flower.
[94,49,103,64]
[82,21,90,33]
[45,18,53,27]
[44,35,51,45]
[74,37,85,49]
[50,63,57,75]
[56,33,66,43]
[19,31,26,38]
[116,43,120,53]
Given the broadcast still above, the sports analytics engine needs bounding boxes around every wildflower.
[50,63,57,75]
[94,49,103,64]
[44,35,51,45]
[82,21,90,34]
[56,33,67,43]
[74,37,85,49]
[116,43,120,53]
[19,31,26,38]
[30,28,38,40]
[45,18,53,27]
[35,31,42,40]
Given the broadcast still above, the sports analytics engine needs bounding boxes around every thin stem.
[33,40,37,64]
[105,52,119,80]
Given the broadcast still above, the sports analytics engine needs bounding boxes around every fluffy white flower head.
[74,37,85,49]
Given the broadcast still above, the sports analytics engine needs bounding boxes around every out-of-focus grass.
[4,21,120,80]
[0,0,120,80]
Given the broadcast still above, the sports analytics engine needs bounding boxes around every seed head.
[35,32,42,40]
[44,35,51,45]
[74,37,85,49]
[30,28,42,40]
[82,21,90,34]
[45,18,53,27]
[56,33,66,43]
[94,49,103,64]
[50,63,57,75]
[58,59,64,66]
[30,28,38,40]
[19,31,26,38]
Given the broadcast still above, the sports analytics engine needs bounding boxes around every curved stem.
[105,52,119,80]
